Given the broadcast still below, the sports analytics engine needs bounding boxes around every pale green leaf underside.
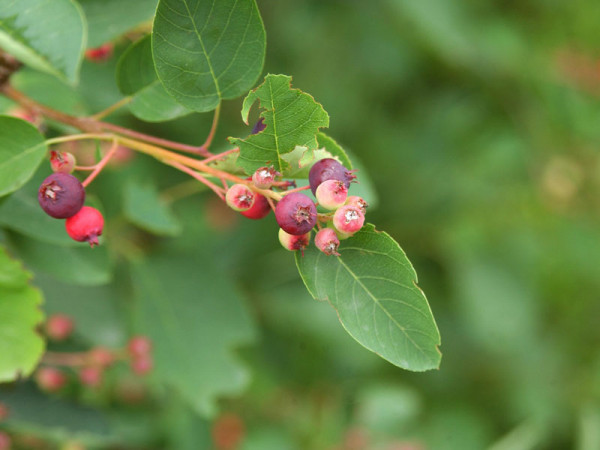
[152,0,266,112]
[296,224,441,371]
[230,74,330,174]
[0,0,86,83]
[0,116,47,197]
[0,245,44,382]
[123,180,181,236]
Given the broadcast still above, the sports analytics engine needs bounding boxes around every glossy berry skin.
[65,206,104,247]
[225,184,255,212]
[50,150,75,174]
[36,367,67,392]
[315,228,341,256]
[240,192,271,220]
[315,179,348,210]
[333,205,365,237]
[128,336,152,358]
[252,166,279,189]
[308,158,356,195]
[345,196,368,214]
[275,193,317,235]
[38,173,85,218]
[279,228,311,252]
[45,314,74,341]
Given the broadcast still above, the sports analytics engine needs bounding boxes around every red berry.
[345,196,368,214]
[38,173,85,219]
[85,43,113,62]
[35,367,67,392]
[131,355,153,375]
[88,347,115,368]
[45,314,74,341]
[240,192,271,219]
[50,150,76,174]
[225,184,255,212]
[308,158,356,195]
[252,166,279,189]
[333,205,365,237]
[79,366,103,388]
[127,336,152,358]
[314,228,341,256]
[65,206,104,247]
[315,179,348,210]
[0,431,10,450]
[212,413,245,450]
[275,193,317,235]
[279,229,311,253]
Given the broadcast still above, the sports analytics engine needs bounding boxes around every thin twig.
[82,139,119,188]
[91,97,132,120]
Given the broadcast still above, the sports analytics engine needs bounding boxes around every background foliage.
[1,0,600,449]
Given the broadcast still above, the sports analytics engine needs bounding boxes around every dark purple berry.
[308,158,356,195]
[251,117,266,135]
[275,192,317,235]
[38,173,85,218]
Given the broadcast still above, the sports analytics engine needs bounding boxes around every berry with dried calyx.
[279,228,311,253]
[308,158,356,195]
[252,166,280,189]
[65,206,104,247]
[38,173,85,219]
[225,184,255,212]
[345,196,368,214]
[36,367,67,392]
[275,192,317,235]
[45,314,74,341]
[333,205,365,238]
[50,150,76,174]
[240,192,271,220]
[315,179,348,210]
[314,228,341,256]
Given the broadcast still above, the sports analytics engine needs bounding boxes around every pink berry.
[45,314,74,341]
[131,355,153,375]
[88,347,115,368]
[38,173,85,219]
[345,196,368,214]
[0,431,10,450]
[50,150,76,174]
[308,158,356,195]
[128,336,152,358]
[314,228,341,256]
[252,166,280,189]
[225,184,255,212]
[85,43,113,62]
[333,205,365,237]
[315,179,348,210]
[65,206,104,247]
[278,229,311,253]
[79,366,103,388]
[35,367,67,392]
[240,192,271,220]
[275,193,317,235]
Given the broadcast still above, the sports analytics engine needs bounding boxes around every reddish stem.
[82,140,118,188]
[167,160,226,200]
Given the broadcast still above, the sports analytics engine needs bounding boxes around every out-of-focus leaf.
[152,0,266,112]
[316,133,352,169]
[0,0,86,83]
[123,180,181,236]
[296,224,441,371]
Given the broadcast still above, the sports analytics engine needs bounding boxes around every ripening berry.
[85,43,113,61]
[333,205,365,237]
[65,206,104,247]
[38,173,85,219]
[79,366,103,388]
[314,228,341,256]
[131,355,153,376]
[308,158,356,195]
[278,228,311,253]
[45,314,74,341]
[50,150,76,174]
[128,336,152,358]
[0,431,10,450]
[252,166,280,189]
[275,193,317,235]
[36,367,67,392]
[240,192,271,220]
[88,347,115,368]
[315,179,348,210]
[225,184,255,212]
[345,196,368,214]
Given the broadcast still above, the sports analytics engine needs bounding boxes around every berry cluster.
[225,158,367,256]
[38,152,104,247]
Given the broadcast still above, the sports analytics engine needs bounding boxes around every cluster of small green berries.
[37,151,104,247]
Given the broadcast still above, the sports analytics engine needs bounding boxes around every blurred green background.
[1,0,600,449]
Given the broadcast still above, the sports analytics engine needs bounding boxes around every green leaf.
[0,116,47,197]
[132,252,256,416]
[230,74,330,174]
[0,245,44,382]
[152,0,266,112]
[123,180,181,236]
[295,224,441,371]
[116,36,192,122]
[79,0,158,48]
[280,146,335,179]
[316,132,352,170]
[0,0,86,83]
